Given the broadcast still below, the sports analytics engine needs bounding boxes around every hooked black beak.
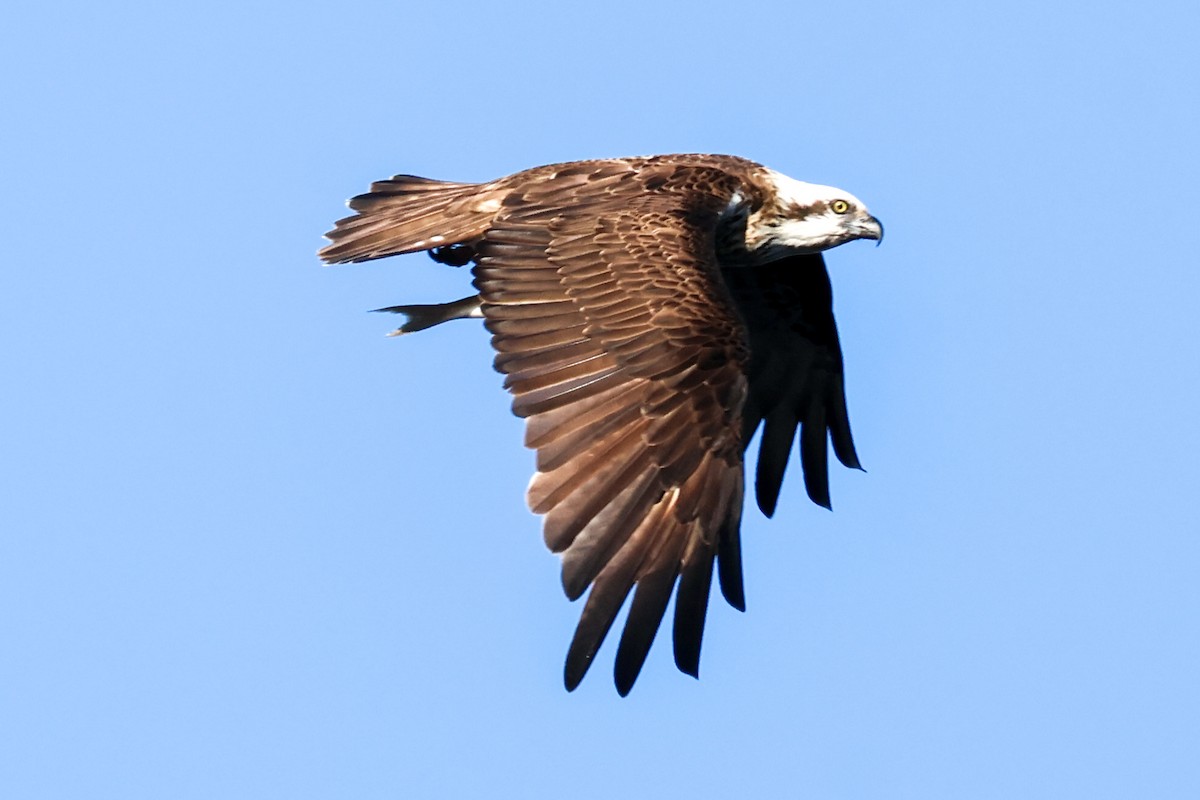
[860,215,884,246]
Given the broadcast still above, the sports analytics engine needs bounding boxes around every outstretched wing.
[474,162,751,694]
[724,254,861,516]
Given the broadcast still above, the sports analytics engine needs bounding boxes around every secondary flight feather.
[320,154,883,695]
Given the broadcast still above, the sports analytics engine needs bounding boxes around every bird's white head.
[748,169,883,260]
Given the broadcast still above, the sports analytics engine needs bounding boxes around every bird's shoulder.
[494,154,770,213]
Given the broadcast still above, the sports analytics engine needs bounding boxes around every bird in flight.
[320,154,883,695]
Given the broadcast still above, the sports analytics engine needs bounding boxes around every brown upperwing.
[474,161,751,694]
[319,174,497,264]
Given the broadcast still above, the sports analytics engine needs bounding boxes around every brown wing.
[318,175,496,264]
[474,163,750,695]
[723,254,861,516]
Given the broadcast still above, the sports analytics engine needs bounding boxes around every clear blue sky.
[3,1,1198,797]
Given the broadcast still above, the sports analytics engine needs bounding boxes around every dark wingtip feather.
[755,484,779,519]
[720,582,746,612]
[827,386,861,471]
[800,407,831,509]
[563,591,624,693]
[801,461,832,509]
[831,427,864,472]
[675,659,700,680]
[753,415,796,518]
[565,627,604,691]
[564,658,589,692]
[613,568,678,697]
[716,522,746,612]
[673,555,714,678]
[836,450,863,471]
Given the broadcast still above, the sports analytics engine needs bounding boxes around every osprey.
[320,154,882,695]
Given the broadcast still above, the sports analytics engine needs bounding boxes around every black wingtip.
[753,415,795,520]
[719,579,746,613]
[755,484,779,518]
[564,661,587,693]
[674,627,703,678]
[717,527,746,613]
[803,477,832,511]
[613,657,642,698]
[838,455,863,471]
[834,448,863,471]
[614,639,647,697]
[564,639,598,693]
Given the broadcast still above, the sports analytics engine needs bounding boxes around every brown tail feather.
[319,175,502,264]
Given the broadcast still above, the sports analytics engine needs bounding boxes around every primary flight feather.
[320,154,882,695]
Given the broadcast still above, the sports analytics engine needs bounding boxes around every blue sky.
[3,1,1198,797]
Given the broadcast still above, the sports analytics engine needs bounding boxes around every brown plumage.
[320,154,882,695]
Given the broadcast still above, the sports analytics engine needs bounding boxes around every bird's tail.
[373,295,483,336]
[319,174,502,264]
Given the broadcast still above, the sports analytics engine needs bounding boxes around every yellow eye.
[831,199,850,214]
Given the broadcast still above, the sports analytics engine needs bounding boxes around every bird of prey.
[320,154,882,695]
